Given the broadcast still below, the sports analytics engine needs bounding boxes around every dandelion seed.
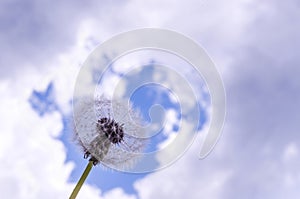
[69,96,146,199]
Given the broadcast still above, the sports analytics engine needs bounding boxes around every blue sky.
[1,0,300,199]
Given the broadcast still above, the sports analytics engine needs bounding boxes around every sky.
[0,0,300,199]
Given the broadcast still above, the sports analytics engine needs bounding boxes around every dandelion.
[69,96,146,199]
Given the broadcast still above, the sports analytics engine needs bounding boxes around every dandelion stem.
[69,161,93,199]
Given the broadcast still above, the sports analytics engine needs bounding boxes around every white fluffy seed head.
[73,96,146,170]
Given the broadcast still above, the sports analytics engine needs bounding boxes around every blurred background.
[0,0,300,198]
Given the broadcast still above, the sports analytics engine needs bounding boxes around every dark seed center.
[97,117,124,144]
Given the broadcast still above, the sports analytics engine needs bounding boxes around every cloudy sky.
[1,0,300,199]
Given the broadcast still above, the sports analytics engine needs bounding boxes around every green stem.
[69,161,93,199]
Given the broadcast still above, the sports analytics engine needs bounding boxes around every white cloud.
[103,188,137,199]
[0,75,72,198]
[135,126,233,199]
[1,0,300,198]
[162,109,178,135]
[129,0,300,198]
[157,109,179,149]
[71,184,137,199]
[283,143,299,162]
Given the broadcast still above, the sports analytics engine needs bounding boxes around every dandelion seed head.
[97,117,124,144]
[73,96,146,170]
